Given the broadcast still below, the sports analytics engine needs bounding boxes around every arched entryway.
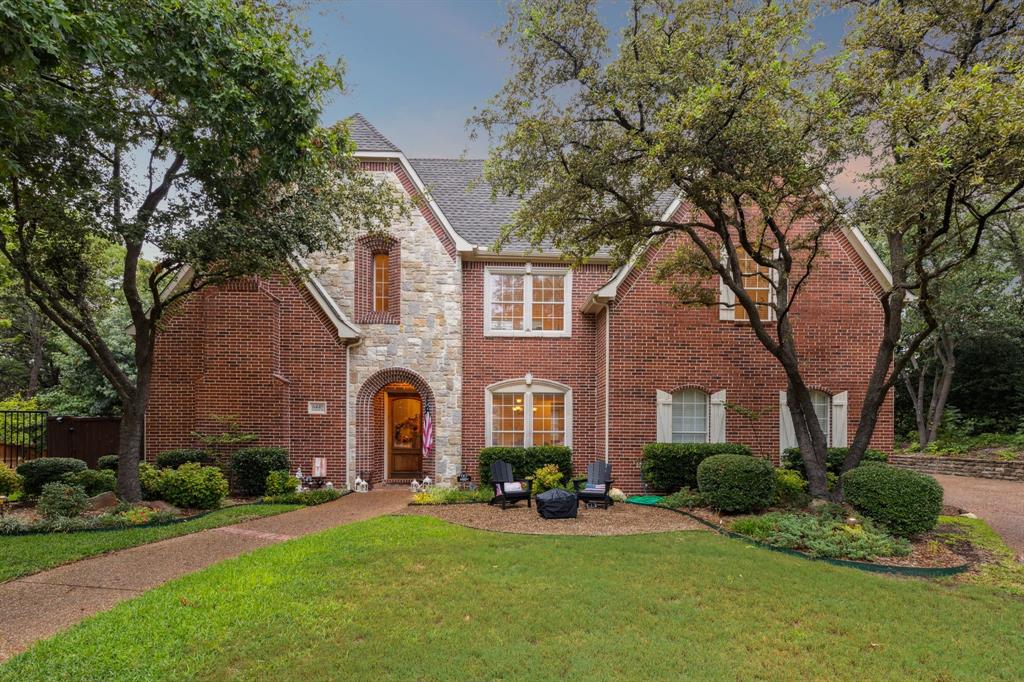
[355,368,436,484]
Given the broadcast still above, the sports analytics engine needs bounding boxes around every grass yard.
[2,515,1022,680]
[0,504,299,582]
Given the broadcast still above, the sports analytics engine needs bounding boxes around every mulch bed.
[401,501,708,536]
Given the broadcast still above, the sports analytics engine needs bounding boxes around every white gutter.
[600,302,611,464]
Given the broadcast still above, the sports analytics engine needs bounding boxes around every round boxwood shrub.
[697,454,776,513]
[97,455,119,471]
[231,447,289,496]
[0,462,22,496]
[139,462,163,500]
[16,457,87,496]
[156,448,212,469]
[265,469,298,497]
[641,443,753,492]
[37,482,89,520]
[62,468,116,496]
[841,464,942,537]
[157,463,228,509]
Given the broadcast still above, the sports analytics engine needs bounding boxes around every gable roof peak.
[346,113,400,153]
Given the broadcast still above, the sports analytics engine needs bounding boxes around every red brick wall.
[461,262,611,481]
[604,228,893,492]
[146,275,348,484]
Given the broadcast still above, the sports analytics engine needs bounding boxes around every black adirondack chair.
[489,460,533,509]
[573,461,614,509]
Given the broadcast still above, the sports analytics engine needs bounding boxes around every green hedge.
[697,454,776,514]
[61,469,116,496]
[231,447,289,496]
[17,458,87,496]
[781,447,888,478]
[263,488,342,506]
[641,443,753,492]
[157,463,228,509]
[841,465,942,537]
[478,446,572,487]
[96,455,119,471]
[156,448,212,469]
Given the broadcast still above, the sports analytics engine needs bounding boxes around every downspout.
[600,302,611,464]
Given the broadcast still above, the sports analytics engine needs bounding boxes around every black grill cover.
[536,488,578,519]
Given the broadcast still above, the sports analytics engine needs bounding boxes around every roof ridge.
[409,157,487,162]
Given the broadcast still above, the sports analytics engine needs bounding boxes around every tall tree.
[473,0,1024,499]
[1,0,404,500]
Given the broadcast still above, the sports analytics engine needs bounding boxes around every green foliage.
[231,447,289,497]
[96,455,119,471]
[641,443,753,492]
[138,463,162,501]
[842,465,943,537]
[264,470,298,497]
[16,457,86,495]
[531,464,566,495]
[0,462,22,495]
[410,487,494,505]
[155,463,227,510]
[781,448,888,477]
[0,395,45,449]
[263,488,343,506]
[37,482,89,520]
[191,416,258,449]
[478,446,572,486]
[61,468,115,496]
[155,448,212,469]
[772,469,810,509]
[729,512,911,561]
[657,487,708,509]
[696,455,775,514]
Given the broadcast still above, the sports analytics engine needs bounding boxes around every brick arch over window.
[355,367,436,484]
[355,234,400,324]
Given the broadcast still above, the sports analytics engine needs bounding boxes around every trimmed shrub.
[781,447,888,477]
[139,463,163,500]
[157,463,228,509]
[17,457,87,495]
[37,482,89,520]
[657,487,708,509]
[0,463,21,496]
[772,468,810,508]
[62,468,116,496]
[97,455,119,471]
[231,447,289,496]
[478,446,572,487]
[156,448,212,469]
[641,443,753,492]
[697,454,775,514]
[410,487,493,505]
[263,488,342,506]
[841,465,942,537]
[729,511,911,560]
[532,464,566,496]
[265,470,298,497]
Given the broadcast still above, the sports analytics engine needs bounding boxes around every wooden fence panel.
[46,416,124,469]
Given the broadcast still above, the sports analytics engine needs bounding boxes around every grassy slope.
[0,504,299,582]
[2,515,1023,681]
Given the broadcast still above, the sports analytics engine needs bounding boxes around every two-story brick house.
[145,114,893,492]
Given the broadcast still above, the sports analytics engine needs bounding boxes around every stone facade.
[308,168,463,485]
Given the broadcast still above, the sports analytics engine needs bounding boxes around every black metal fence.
[0,410,48,468]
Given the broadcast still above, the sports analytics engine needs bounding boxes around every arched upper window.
[671,389,709,443]
[486,377,572,448]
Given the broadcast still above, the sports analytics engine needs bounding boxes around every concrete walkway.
[0,490,409,662]
[934,474,1024,559]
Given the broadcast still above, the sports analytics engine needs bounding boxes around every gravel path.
[0,490,410,662]
[402,500,708,536]
[932,474,1024,560]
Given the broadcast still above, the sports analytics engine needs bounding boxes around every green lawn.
[0,504,299,582]
[2,516,1023,680]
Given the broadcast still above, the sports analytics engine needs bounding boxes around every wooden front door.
[388,392,422,477]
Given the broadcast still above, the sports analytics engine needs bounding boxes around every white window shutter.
[779,390,797,456]
[709,390,727,443]
[831,391,848,447]
[719,276,735,320]
[656,390,673,443]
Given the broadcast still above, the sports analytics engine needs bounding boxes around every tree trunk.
[116,363,152,502]
[925,331,956,444]
[26,310,44,397]
[786,380,833,500]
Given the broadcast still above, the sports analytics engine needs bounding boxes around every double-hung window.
[484,266,571,336]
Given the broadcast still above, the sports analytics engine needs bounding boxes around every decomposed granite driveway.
[0,489,410,662]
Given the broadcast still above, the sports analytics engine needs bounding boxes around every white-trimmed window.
[657,388,726,443]
[486,377,572,447]
[484,265,572,336]
[671,390,709,443]
[779,389,849,454]
[720,248,777,321]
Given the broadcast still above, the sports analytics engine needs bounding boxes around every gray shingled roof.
[347,113,400,153]
[350,115,679,253]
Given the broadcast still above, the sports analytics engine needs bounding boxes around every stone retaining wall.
[889,454,1024,481]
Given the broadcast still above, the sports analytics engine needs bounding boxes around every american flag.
[422,406,433,455]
